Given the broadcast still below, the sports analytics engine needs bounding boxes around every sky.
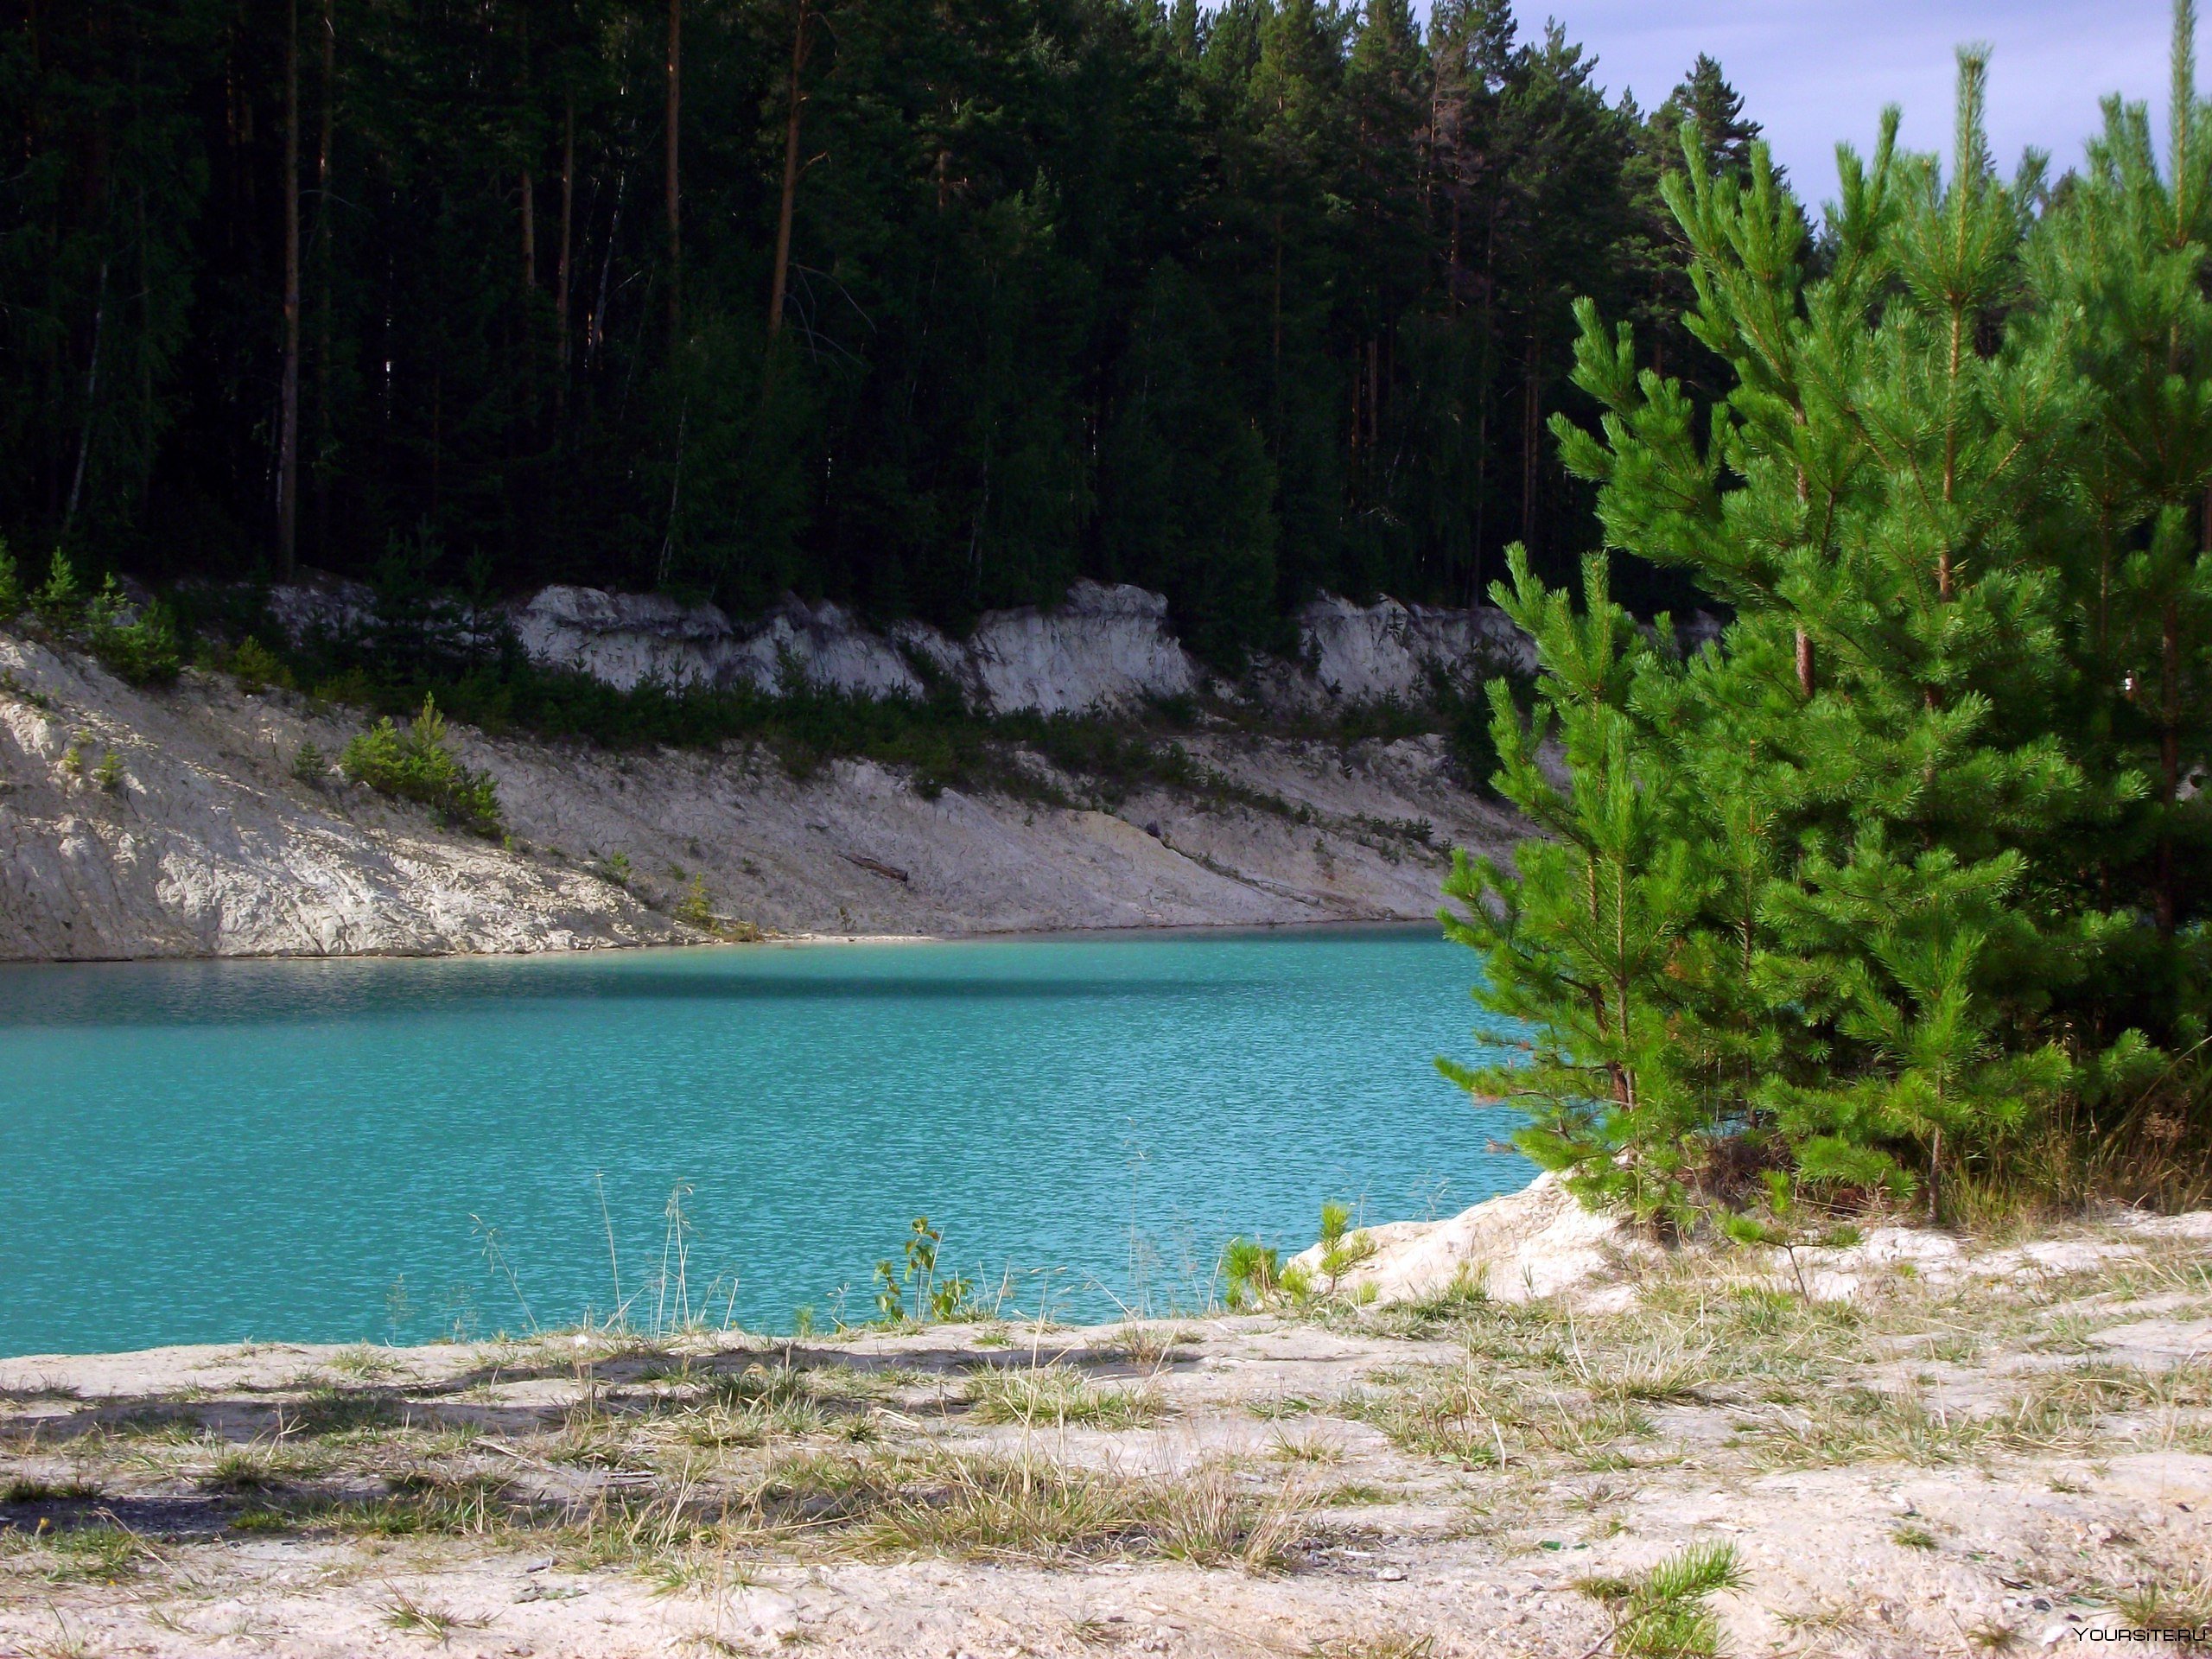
[1540,0,2177,199]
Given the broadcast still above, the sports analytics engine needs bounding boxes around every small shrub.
[93,749,124,792]
[340,695,503,837]
[229,635,293,694]
[1318,1201,1376,1293]
[292,740,328,786]
[86,587,182,685]
[0,537,21,620]
[30,549,83,629]
[1221,1237,1280,1307]
[1577,1541,1745,1659]
[312,667,377,707]
[673,873,715,929]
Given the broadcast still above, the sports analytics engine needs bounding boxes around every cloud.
[1539,0,2174,199]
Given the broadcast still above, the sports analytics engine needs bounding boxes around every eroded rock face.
[1270,595,1538,711]
[261,574,1554,716]
[961,582,1199,715]
[0,629,1526,959]
[0,636,675,960]
[501,582,1203,714]
[508,588,930,701]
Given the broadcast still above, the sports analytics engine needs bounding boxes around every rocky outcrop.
[258,574,1561,718]
[1286,1172,1649,1305]
[503,580,1201,715]
[1262,594,1538,712]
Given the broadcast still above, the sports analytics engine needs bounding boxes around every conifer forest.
[1,0,1750,651]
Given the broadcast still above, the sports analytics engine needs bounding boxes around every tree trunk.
[664,0,682,346]
[766,0,810,338]
[518,11,534,291]
[1796,629,1815,698]
[277,0,301,579]
[556,98,574,377]
[521,168,536,289]
[64,261,107,533]
[1519,325,1538,550]
[315,0,334,559]
[2158,589,2183,937]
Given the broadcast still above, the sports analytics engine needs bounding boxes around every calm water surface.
[0,927,1526,1357]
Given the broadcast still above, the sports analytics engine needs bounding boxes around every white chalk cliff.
[274,575,1556,716]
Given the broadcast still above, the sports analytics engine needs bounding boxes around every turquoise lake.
[0,927,1527,1357]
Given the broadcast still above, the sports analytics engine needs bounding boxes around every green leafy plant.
[0,538,20,620]
[291,741,327,787]
[340,695,503,837]
[92,748,124,792]
[872,1217,968,1325]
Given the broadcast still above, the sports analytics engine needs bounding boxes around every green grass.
[963,1365,1166,1429]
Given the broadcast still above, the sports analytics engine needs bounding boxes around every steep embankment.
[0,615,1525,959]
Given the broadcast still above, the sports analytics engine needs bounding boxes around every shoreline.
[4,1205,2207,1657]
[0,912,1451,968]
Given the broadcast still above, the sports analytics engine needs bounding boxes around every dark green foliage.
[87,593,183,685]
[227,638,293,694]
[1445,22,2212,1220]
[0,0,1753,652]
[31,551,84,631]
[4,545,181,682]
[340,696,504,837]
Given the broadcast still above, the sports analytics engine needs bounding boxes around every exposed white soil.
[3,1205,2207,1657]
[0,629,1520,960]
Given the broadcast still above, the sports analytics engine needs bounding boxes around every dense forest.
[2,0,1757,658]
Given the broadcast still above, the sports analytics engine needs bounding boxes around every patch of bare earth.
[3,1219,2208,1658]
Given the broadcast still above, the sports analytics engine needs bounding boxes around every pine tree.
[1440,546,1726,1218]
[1446,48,2174,1214]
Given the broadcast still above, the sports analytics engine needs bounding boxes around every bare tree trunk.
[1519,325,1538,551]
[664,0,681,346]
[590,170,626,369]
[64,261,107,533]
[315,0,334,558]
[1796,629,1815,698]
[766,0,810,337]
[2158,588,2183,936]
[518,11,535,290]
[277,0,301,578]
[556,97,574,376]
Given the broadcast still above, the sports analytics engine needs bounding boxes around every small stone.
[1379,1566,1407,1582]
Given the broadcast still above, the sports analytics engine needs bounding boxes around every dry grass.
[382,1589,493,1638]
